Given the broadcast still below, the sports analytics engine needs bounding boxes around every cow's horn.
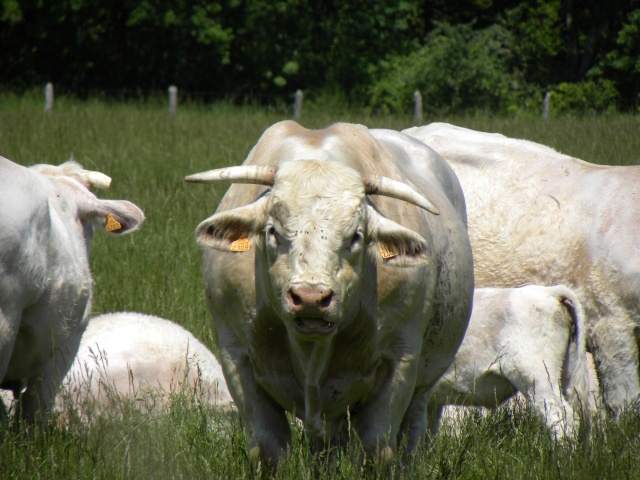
[86,171,112,190]
[363,174,440,215]
[185,165,277,186]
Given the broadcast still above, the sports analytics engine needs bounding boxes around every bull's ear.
[367,205,430,266]
[195,196,268,251]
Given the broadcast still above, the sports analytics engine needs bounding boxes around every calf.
[0,158,144,422]
[57,312,233,414]
[427,285,591,438]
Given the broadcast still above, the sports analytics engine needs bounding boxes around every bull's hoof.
[378,446,394,464]
[249,445,261,465]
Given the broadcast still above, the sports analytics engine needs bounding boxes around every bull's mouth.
[295,317,336,335]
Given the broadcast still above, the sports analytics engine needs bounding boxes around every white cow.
[0,157,144,423]
[428,285,591,438]
[404,123,640,416]
[56,312,234,416]
[186,121,474,465]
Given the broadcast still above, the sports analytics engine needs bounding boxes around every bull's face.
[191,160,433,337]
[262,161,369,335]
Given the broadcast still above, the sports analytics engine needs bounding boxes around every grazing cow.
[404,123,640,416]
[427,285,591,438]
[0,157,144,423]
[56,312,234,415]
[186,121,474,465]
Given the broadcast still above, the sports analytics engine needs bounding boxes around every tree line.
[1,0,639,114]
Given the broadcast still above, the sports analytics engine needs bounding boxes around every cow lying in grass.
[427,285,591,438]
[55,312,234,417]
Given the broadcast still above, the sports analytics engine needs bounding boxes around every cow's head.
[33,161,145,251]
[187,160,438,337]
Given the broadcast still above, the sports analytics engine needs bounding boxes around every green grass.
[1,94,639,478]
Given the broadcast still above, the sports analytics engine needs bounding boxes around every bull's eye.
[349,229,364,251]
[266,225,280,246]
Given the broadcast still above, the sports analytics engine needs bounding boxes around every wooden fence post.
[168,85,178,117]
[413,90,423,124]
[543,92,552,122]
[45,82,54,113]
[293,89,303,121]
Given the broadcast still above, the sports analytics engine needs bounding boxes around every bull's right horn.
[185,165,277,186]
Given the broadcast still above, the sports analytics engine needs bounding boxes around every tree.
[368,21,532,114]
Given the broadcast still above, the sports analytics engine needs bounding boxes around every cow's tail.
[556,285,591,420]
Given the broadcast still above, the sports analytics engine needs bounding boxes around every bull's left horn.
[185,165,277,186]
[363,174,440,215]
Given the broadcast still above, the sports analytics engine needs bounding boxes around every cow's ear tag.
[379,247,397,259]
[230,237,251,252]
[105,213,123,232]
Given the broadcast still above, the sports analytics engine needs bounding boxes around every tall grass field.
[1,93,639,478]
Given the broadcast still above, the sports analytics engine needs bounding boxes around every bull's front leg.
[217,341,291,468]
[351,355,419,462]
[399,390,430,450]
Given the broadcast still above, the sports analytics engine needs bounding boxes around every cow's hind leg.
[590,316,640,416]
[0,306,21,426]
[18,330,83,426]
[512,362,575,439]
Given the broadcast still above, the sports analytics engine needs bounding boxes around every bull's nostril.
[320,291,334,309]
[288,289,302,306]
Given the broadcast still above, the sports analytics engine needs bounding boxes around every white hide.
[189,121,474,465]
[404,123,640,416]
[0,157,144,422]
[56,312,233,415]
[428,285,591,438]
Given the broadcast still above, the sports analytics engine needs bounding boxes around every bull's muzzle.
[286,285,337,335]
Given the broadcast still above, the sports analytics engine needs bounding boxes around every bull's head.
[187,161,438,337]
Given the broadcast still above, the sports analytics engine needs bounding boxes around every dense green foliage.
[1,95,640,478]
[2,0,640,113]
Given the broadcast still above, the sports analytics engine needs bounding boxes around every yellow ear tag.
[379,247,397,259]
[230,238,251,252]
[105,213,123,232]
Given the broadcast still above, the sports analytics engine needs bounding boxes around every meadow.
[1,92,639,478]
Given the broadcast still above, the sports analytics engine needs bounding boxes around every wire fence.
[35,82,640,121]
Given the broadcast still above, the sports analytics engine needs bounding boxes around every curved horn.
[363,174,440,215]
[185,165,277,186]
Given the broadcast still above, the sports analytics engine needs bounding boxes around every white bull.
[428,285,591,438]
[186,121,474,465]
[404,123,637,415]
[56,312,233,415]
[0,157,144,422]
